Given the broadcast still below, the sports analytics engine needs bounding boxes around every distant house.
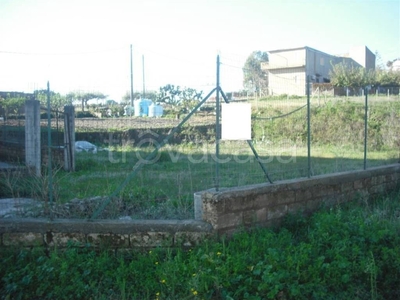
[261,46,375,96]
[346,45,375,71]
[390,59,400,71]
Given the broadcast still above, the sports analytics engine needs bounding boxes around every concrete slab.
[0,161,26,173]
[0,162,14,168]
[0,198,39,217]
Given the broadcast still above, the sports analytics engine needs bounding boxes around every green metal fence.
[1,55,399,221]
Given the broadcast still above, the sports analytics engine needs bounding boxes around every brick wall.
[200,164,400,235]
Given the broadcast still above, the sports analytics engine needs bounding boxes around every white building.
[261,46,375,96]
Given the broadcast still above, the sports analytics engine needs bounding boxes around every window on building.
[320,57,324,66]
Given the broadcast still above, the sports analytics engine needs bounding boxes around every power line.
[0,46,127,56]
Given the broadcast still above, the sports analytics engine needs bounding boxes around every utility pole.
[215,55,220,191]
[130,44,134,106]
[142,54,145,98]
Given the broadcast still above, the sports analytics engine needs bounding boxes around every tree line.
[0,85,204,120]
[329,62,400,89]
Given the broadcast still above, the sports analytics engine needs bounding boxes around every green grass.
[1,188,400,299]
[2,142,396,220]
[1,97,398,219]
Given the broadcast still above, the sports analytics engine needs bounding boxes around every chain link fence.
[0,51,399,221]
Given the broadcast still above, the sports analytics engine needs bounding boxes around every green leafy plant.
[1,189,400,299]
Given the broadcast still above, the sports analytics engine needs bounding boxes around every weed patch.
[1,190,400,299]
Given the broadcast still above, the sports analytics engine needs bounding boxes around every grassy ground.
[1,188,399,299]
[0,96,399,219]
[1,141,397,219]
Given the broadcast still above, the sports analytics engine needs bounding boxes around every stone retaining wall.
[0,164,399,248]
[0,219,213,249]
[200,164,400,235]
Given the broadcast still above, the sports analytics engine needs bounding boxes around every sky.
[0,0,399,101]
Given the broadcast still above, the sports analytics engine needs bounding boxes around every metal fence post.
[307,75,311,178]
[364,86,368,170]
[64,105,75,171]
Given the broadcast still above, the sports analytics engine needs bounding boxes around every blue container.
[148,103,164,117]
[134,99,152,116]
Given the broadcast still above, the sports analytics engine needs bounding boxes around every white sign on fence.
[221,103,251,140]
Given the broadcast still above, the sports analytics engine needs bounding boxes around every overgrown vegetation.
[330,61,400,88]
[252,97,400,151]
[1,189,399,299]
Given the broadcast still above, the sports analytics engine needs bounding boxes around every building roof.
[267,46,307,53]
[267,45,374,61]
[267,46,334,57]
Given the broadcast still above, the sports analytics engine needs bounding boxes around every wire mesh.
[0,47,399,221]
[0,93,29,163]
[218,54,308,183]
[367,87,400,167]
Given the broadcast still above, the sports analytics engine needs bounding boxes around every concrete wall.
[267,48,307,96]
[200,164,400,235]
[349,45,376,71]
[268,67,306,95]
[25,100,41,175]
[269,48,306,69]
[305,47,335,82]
[0,164,398,248]
[0,219,213,249]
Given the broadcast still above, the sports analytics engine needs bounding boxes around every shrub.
[75,111,98,118]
